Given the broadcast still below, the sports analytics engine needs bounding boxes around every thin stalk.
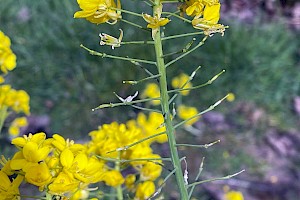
[92,97,161,110]
[153,2,189,199]
[106,131,166,153]
[131,104,162,113]
[174,95,228,129]
[176,140,221,148]
[123,74,161,85]
[150,168,177,199]
[80,44,156,65]
[115,152,123,200]
[98,155,172,163]
[187,170,245,188]
[188,157,205,199]
[167,69,225,94]
[120,18,148,31]
[121,40,154,45]
[162,11,191,23]
[110,7,143,17]
[165,36,208,68]
[168,65,202,104]
[162,31,204,41]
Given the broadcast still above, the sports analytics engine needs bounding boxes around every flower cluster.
[181,0,226,36]
[0,30,30,139]
[0,31,16,74]
[2,132,107,199]
[0,85,30,115]
[8,117,28,137]
[87,112,167,199]
[0,111,167,199]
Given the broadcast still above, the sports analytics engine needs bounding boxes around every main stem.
[115,152,123,200]
[153,2,189,199]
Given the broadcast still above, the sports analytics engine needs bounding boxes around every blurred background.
[0,0,299,199]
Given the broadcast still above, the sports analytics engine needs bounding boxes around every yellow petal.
[203,3,220,24]
[60,149,74,169]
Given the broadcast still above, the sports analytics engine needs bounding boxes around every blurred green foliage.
[0,0,299,139]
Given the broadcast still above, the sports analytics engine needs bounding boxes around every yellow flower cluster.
[0,31,16,74]
[0,30,30,139]
[0,85,30,115]
[8,117,28,137]
[181,0,226,36]
[0,111,167,199]
[86,112,167,199]
[74,0,122,24]
[4,132,107,198]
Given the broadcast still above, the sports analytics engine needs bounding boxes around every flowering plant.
[0,0,245,199]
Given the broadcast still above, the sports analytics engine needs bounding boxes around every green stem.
[120,19,148,31]
[188,157,205,199]
[121,40,154,45]
[105,131,166,153]
[162,11,191,23]
[80,44,156,65]
[176,140,220,148]
[187,170,245,188]
[0,106,8,133]
[165,36,208,68]
[92,97,161,110]
[115,152,123,200]
[162,31,204,40]
[153,3,189,199]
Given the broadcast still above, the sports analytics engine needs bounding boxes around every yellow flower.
[60,149,106,184]
[0,156,14,176]
[224,190,244,200]
[0,172,23,200]
[24,162,52,187]
[0,85,30,114]
[10,141,51,171]
[177,105,199,126]
[142,83,160,105]
[129,143,153,166]
[226,93,235,102]
[99,29,123,49]
[185,0,205,17]
[70,189,90,200]
[4,88,30,115]
[52,134,85,153]
[171,73,192,96]
[192,3,226,36]
[11,132,48,148]
[74,0,121,24]
[48,172,79,195]
[142,4,170,39]
[103,170,124,187]
[140,155,162,181]
[8,117,28,137]
[125,174,136,191]
[75,156,106,183]
[0,31,17,74]
[135,181,155,200]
